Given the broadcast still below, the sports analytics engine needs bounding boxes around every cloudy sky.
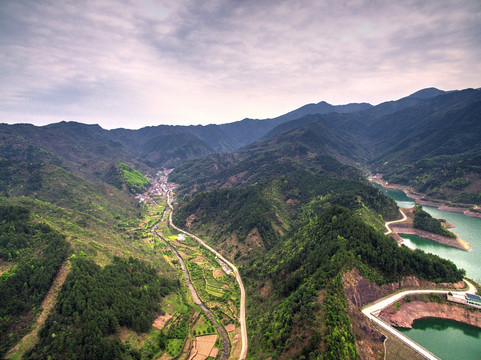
[1,0,481,129]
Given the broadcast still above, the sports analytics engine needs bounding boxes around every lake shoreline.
[370,178,481,219]
[382,202,472,251]
[393,225,471,251]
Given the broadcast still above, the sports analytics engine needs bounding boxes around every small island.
[388,206,471,251]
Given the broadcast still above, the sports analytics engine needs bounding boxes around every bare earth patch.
[153,314,173,330]
[212,268,224,279]
[379,301,481,329]
[225,323,235,333]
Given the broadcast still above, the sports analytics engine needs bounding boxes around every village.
[135,168,175,203]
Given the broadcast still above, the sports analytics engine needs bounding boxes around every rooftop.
[466,293,481,303]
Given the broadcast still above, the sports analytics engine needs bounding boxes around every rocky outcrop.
[343,269,464,309]
[379,301,481,329]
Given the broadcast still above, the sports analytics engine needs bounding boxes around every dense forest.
[173,170,400,255]
[243,205,464,359]
[0,202,70,357]
[27,257,174,360]
[413,206,457,238]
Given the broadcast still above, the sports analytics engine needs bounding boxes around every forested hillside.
[1,86,478,359]
[172,164,464,359]
[244,205,463,359]
[0,202,70,357]
[27,257,174,360]
[173,170,399,258]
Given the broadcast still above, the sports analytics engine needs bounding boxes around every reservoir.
[397,318,481,360]
[374,185,481,283]
[374,184,481,360]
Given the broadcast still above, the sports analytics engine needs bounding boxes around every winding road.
[151,223,231,360]
[167,196,248,360]
[384,208,407,235]
[365,206,478,359]
[362,279,476,360]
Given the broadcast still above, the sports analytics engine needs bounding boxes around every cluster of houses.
[135,168,175,203]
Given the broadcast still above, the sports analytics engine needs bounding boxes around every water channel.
[373,184,481,360]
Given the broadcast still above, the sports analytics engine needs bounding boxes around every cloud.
[1,0,480,128]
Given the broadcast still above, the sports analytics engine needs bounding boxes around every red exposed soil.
[342,269,466,360]
[379,301,481,329]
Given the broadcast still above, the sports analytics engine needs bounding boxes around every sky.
[1,0,481,129]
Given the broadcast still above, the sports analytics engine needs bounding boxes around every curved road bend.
[151,224,231,360]
[167,197,248,360]
[384,208,407,235]
[362,278,477,360]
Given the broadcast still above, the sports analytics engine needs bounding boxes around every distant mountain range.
[1,86,481,204]
[1,86,478,359]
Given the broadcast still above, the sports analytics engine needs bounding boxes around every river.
[374,184,481,360]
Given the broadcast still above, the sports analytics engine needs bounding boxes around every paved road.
[151,223,231,360]
[362,279,477,360]
[384,208,407,234]
[168,197,248,360]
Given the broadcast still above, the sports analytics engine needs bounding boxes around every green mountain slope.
[170,124,365,194]
[244,205,463,359]
[0,122,147,183]
[0,201,70,357]
[27,257,173,360]
[367,90,481,204]
[173,171,399,257]
[1,86,478,359]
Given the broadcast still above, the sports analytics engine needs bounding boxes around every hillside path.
[6,261,71,359]
[167,196,248,360]
[384,208,407,234]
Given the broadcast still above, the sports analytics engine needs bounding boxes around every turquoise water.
[374,184,481,283]
[397,318,481,360]
[374,183,481,360]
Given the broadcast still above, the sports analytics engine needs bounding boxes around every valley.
[1,87,481,359]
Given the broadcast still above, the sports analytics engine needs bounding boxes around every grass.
[193,316,216,336]
[118,162,150,194]
[205,284,224,297]
[166,338,185,357]
[204,270,225,288]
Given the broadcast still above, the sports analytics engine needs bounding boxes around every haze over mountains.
[2,86,480,204]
